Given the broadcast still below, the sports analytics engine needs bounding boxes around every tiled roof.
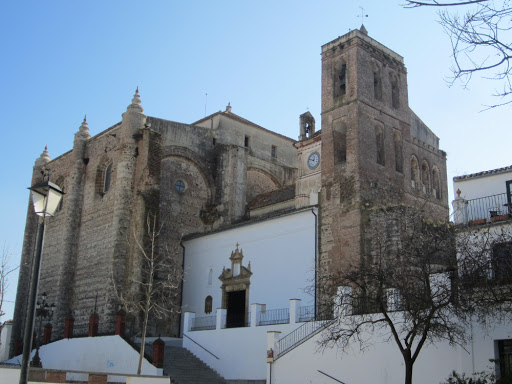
[454,165,512,181]
[248,185,296,210]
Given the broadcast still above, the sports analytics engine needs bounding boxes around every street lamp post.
[30,292,55,368]
[19,180,63,384]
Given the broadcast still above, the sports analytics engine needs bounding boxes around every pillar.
[43,323,52,344]
[64,317,74,339]
[88,313,99,337]
[115,310,126,336]
[152,338,165,368]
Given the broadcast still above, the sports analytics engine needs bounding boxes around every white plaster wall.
[0,321,13,362]
[454,170,512,201]
[183,321,300,381]
[271,318,512,384]
[0,366,168,384]
[182,209,316,320]
[4,335,157,382]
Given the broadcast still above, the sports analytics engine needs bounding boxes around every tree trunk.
[405,360,413,384]
[137,298,151,375]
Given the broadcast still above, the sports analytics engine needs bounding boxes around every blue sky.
[1,0,510,321]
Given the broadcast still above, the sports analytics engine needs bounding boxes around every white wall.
[271,317,512,384]
[0,366,168,384]
[182,209,317,321]
[454,170,512,200]
[183,320,300,381]
[4,335,158,382]
[0,321,13,362]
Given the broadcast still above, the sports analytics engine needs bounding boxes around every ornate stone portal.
[219,244,252,328]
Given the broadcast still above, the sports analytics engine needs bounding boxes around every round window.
[175,180,185,193]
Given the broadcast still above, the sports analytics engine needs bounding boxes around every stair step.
[162,345,226,384]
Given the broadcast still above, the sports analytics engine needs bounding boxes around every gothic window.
[390,72,400,109]
[373,64,382,100]
[334,62,347,98]
[432,167,441,199]
[411,156,420,189]
[394,132,403,173]
[375,125,385,166]
[421,161,430,194]
[95,161,113,196]
[244,135,250,148]
[104,163,112,193]
[204,296,213,314]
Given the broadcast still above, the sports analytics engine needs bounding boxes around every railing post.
[334,286,351,317]
[216,308,226,330]
[183,312,195,333]
[452,193,467,225]
[266,331,281,383]
[289,299,300,325]
[251,304,259,327]
[386,288,401,311]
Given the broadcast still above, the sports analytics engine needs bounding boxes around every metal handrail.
[190,315,216,331]
[276,314,333,358]
[257,308,289,326]
[318,370,347,383]
[183,333,220,360]
[465,193,509,223]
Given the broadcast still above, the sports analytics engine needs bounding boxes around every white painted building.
[453,165,512,224]
[182,208,317,332]
[0,321,13,362]
[175,165,512,383]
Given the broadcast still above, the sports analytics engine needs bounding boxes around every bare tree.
[404,0,512,108]
[112,213,183,375]
[318,206,461,384]
[456,222,512,323]
[0,245,19,320]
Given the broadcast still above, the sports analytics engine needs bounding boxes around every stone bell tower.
[317,25,418,278]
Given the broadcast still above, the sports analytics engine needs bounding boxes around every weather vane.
[357,6,368,24]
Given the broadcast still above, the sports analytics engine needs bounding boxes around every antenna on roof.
[357,6,368,24]
[204,92,208,117]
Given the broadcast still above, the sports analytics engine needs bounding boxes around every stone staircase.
[163,345,226,384]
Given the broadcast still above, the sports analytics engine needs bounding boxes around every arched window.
[421,161,430,194]
[432,167,441,199]
[390,72,400,109]
[373,63,382,100]
[334,61,347,98]
[411,156,420,189]
[104,163,112,193]
[375,125,385,166]
[95,161,113,195]
[204,296,213,314]
[394,132,403,173]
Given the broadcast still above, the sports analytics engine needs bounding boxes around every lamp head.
[29,181,64,217]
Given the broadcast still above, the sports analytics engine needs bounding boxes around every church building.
[11,26,448,360]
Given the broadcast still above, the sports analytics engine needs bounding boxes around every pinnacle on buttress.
[360,24,368,35]
[75,115,91,142]
[35,145,51,167]
[79,115,90,134]
[126,87,144,114]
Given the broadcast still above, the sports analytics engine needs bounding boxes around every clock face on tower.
[307,152,320,170]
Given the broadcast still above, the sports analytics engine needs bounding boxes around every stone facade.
[12,27,448,354]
